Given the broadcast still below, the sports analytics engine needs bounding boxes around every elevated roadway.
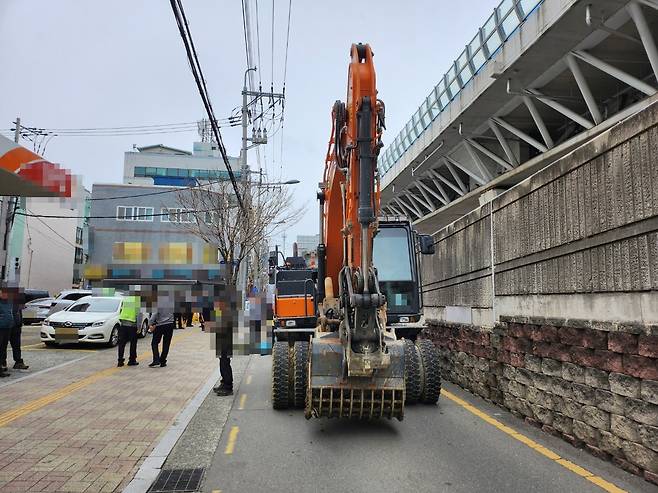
[379,0,658,234]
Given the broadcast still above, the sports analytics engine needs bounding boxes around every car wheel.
[108,325,120,347]
[138,320,148,339]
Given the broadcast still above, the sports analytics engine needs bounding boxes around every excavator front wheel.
[292,341,310,409]
[417,339,442,404]
[272,341,291,409]
[403,339,422,405]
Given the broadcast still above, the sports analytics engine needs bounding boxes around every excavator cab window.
[372,222,420,320]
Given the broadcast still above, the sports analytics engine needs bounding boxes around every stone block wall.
[423,318,658,484]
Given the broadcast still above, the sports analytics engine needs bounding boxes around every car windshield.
[68,298,120,313]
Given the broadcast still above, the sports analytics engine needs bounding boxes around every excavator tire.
[293,341,310,409]
[272,341,291,409]
[417,339,442,405]
[403,339,422,405]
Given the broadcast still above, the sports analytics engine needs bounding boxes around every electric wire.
[170,0,244,211]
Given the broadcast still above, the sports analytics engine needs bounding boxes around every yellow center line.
[0,332,194,428]
[238,394,247,410]
[245,375,252,385]
[224,426,239,455]
[21,342,46,349]
[442,389,626,493]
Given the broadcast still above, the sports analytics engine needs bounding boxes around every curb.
[123,367,220,493]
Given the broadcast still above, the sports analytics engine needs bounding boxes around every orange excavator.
[271,43,440,419]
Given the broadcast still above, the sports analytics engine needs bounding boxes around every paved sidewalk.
[0,329,219,492]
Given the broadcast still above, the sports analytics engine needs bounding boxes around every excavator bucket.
[305,332,405,420]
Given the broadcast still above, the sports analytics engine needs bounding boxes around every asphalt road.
[202,354,653,493]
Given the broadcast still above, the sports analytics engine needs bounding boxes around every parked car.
[20,289,51,324]
[41,296,123,347]
[47,289,93,316]
[22,297,54,325]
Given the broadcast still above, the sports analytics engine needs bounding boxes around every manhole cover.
[149,468,205,493]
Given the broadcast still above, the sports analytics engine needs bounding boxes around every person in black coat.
[0,288,15,377]
[8,288,28,370]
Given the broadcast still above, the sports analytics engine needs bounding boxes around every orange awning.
[0,135,72,197]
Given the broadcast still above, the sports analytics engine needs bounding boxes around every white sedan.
[41,296,123,347]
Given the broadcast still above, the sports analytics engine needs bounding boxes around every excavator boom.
[270,43,441,420]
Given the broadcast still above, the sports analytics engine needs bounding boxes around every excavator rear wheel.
[292,341,310,409]
[403,339,422,405]
[272,341,291,409]
[417,339,442,405]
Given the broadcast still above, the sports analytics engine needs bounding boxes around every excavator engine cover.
[305,331,405,420]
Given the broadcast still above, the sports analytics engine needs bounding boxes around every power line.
[271,0,275,90]
[283,0,292,88]
[169,0,244,211]
[27,210,79,249]
[17,203,237,220]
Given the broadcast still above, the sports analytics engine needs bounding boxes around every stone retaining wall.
[423,318,658,485]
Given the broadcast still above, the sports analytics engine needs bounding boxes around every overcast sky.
[0,0,499,256]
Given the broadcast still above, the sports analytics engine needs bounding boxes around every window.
[68,298,120,313]
[161,208,195,223]
[134,166,146,177]
[166,168,179,177]
[116,206,154,222]
[372,227,412,281]
[145,167,157,176]
[75,227,83,245]
[74,247,84,264]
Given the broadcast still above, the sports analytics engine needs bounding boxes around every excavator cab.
[373,218,434,339]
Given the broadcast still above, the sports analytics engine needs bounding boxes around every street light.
[255,179,300,187]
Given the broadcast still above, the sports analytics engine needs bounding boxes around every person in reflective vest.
[118,295,140,367]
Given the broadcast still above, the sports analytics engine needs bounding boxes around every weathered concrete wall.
[422,98,658,326]
[422,320,658,485]
[421,92,658,485]
[422,203,493,325]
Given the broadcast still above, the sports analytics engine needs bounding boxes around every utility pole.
[1,118,20,280]
[239,67,285,300]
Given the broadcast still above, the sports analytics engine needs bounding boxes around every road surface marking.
[238,394,247,410]
[21,342,46,349]
[442,389,626,493]
[224,426,239,454]
[24,347,96,352]
[0,332,194,428]
[246,375,252,385]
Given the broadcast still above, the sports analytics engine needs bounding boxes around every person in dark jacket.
[8,288,28,370]
[0,288,15,377]
[149,308,175,367]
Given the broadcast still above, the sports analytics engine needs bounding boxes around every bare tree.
[176,179,305,286]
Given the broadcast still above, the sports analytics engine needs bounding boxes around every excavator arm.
[308,44,405,419]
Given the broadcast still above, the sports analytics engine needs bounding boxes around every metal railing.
[378,0,544,176]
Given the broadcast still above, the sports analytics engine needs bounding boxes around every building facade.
[86,183,223,282]
[7,184,90,296]
[123,143,241,187]
[295,234,319,257]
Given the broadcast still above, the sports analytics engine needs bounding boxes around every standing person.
[149,306,174,368]
[117,295,140,367]
[0,288,15,377]
[213,296,235,396]
[8,288,28,370]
